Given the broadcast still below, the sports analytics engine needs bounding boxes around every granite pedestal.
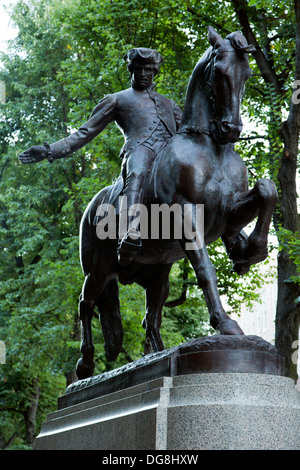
[35,335,300,450]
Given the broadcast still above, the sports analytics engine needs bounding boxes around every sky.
[0,0,18,56]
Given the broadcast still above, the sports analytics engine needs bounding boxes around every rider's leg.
[118,187,143,266]
[118,147,155,266]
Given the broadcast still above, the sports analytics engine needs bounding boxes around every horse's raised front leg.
[181,204,244,335]
[139,264,172,353]
[184,242,244,335]
[222,178,278,275]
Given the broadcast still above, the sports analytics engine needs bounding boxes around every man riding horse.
[19,29,278,379]
[19,47,182,266]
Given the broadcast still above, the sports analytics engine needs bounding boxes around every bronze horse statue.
[75,27,278,379]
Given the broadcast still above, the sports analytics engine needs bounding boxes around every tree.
[231,0,300,380]
[186,0,300,381]
[0,0,79,447]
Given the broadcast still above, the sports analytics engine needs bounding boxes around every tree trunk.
[232,0,300,381]
[24,377,40,447]
[276,116,300,380]
[276,250,300,379]
[275,1,300,380]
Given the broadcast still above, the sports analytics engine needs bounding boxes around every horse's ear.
[208,26,223,48]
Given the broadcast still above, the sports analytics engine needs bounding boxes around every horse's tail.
[80,185,124,362]
[96,279,124,362]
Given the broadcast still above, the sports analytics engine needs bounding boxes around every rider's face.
[131,64,155,89]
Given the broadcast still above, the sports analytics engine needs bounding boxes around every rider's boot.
[117,190,142,266]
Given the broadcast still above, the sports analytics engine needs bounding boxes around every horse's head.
[206,26,255,144]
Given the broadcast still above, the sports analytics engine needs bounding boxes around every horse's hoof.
[76,358,95,380]
[232,261,251,275]
[105,344,121,362]
[217,318,244,335]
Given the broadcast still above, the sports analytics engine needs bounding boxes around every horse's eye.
[213,64,226,76]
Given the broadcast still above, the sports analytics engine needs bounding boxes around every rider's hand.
[19,145,47,164]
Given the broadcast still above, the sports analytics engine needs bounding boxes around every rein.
[179,42,254,140]
[177,126,211,137]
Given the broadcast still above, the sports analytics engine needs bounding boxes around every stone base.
[58,335,285,409]
[35,373,300,450]
[35,335,300,450]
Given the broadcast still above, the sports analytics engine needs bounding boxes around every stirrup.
[118,232,142,253]
[117,231,142,266]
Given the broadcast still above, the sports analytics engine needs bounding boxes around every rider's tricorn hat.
[124,48,164,66]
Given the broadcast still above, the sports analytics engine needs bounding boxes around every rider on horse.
[19,48,182,266]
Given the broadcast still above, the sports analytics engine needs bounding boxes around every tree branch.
[0,159,9,181]
[239,134,266,140]
[186,7,232,36]
[231,0,282,93]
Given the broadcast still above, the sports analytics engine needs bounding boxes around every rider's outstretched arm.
[19,94,116,164]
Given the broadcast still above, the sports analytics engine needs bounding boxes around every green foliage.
[277,229,300,286]
[162,260,211,343]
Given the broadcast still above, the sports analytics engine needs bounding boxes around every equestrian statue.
[19,27,278,380]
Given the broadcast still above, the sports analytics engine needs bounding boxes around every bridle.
[178,42,255,140]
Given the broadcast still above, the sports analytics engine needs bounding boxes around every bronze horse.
[76,27,277,380]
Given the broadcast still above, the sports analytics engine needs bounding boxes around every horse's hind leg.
[76,272,106,380]
[95,278,124,362]
[139,264,172,353]
[222,178,278,275]
[76,295,96,380]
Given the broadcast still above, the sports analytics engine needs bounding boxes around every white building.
[233,277,277,344]
[231,254,300,390]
